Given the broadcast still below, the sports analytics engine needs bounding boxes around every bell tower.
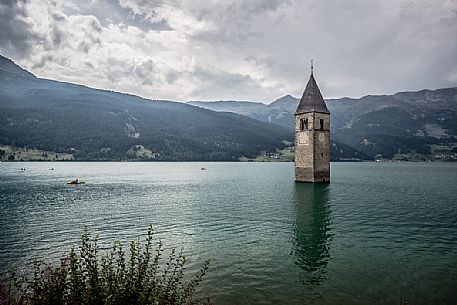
[294,62,330,183]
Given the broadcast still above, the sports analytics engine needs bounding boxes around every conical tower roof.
[295,74,329,115]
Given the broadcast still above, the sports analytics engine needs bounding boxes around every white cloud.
[2,0,456,102]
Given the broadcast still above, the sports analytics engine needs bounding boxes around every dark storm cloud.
[0,0,36,58]
[133,59,160,85]
[104,57,135,83]
[3,0,456,102]
[50,20,64,47]
[76,18,102,53]
[32,55,54,69]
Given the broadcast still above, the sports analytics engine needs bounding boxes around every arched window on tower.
[300,118,308,131]
[320,119,324,130]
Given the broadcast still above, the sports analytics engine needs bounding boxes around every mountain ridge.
[3,54,454,161]
[189,86,457,160]
[0,55,294,161]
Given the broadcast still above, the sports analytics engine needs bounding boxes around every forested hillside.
[0,55,292,161]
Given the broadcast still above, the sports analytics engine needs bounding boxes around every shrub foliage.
[1,225,210,305]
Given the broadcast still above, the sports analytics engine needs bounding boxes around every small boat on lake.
[67,179,85,185]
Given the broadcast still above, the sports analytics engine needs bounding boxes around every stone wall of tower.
[295,112,330,183]
[295,112,314,182]
[312,112,330,183]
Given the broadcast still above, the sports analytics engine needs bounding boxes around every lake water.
[0,162,456,304]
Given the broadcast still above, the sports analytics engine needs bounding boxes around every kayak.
[67,179,85,185]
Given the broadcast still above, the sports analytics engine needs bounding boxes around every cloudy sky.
[1,0,456,102]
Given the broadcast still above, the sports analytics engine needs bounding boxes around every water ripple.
[1,162,456,305]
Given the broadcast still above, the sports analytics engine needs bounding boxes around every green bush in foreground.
[1,225,210,305]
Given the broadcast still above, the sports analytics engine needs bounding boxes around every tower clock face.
[297,132,309,145]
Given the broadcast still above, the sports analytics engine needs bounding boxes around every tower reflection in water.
[292,183,332,295]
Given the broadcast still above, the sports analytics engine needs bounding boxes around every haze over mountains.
[190,86,457,160]
[0,55,291,161]
[1,54,456,161]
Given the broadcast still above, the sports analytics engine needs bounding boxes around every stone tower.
[294,67,330,183]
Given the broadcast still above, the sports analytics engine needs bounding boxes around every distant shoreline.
[1,159,455,163]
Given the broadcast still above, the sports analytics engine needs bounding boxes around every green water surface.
[0,162,456,304]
